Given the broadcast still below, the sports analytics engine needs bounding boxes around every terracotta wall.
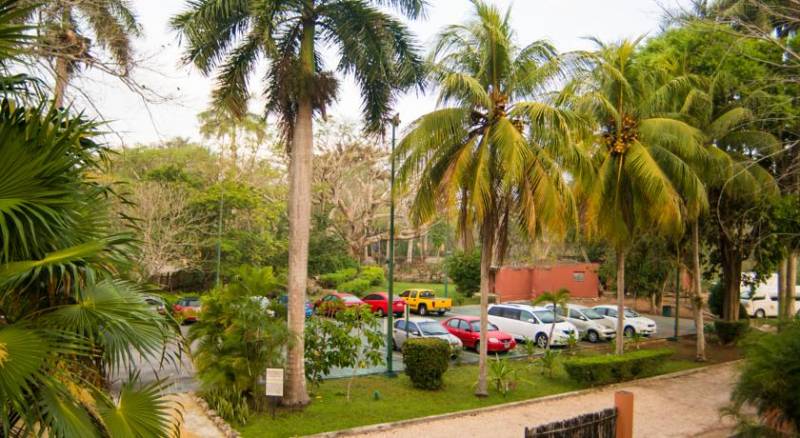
[494,263,601,302]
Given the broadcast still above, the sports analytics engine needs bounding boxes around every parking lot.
[122,302,698,387]
[326,303,697,378]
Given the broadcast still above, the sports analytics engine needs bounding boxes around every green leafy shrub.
[537,349,560,378]
[444,250,481,297]
[360,266,385,286]
[709,281,749,319]
[402,338,450,390]
[563,349,674,385]
[338,278,371,294]
[726,322,800,435]
[318,268,358,288]
[489,355,517,396]
[714,320,750,345]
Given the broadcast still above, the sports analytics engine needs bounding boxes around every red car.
[442,316,516,352]
[362,292,406,317]
[313,292,366,316]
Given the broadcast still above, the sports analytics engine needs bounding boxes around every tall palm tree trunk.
[284,23,314,408]
[615,247,625,355]
[691,221,706,361]
[475,218,494,397]
[53,56,69,107]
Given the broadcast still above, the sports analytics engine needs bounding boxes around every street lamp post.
[386,114,400,377]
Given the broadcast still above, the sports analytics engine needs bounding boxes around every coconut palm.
[17,0,141,106]
[573,38,707,354]
[397,0,590,396]
[532,288,571,350]
[172,0,426,406]
[671,72,781,358]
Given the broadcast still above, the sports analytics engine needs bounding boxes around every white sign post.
[265,368,284,418]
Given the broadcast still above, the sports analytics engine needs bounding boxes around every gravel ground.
[348,362,739,438]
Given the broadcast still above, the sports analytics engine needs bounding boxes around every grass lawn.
[238,355,701,437]
[367,281,480,305]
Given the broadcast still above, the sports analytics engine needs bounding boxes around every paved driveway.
[348,362,739,438]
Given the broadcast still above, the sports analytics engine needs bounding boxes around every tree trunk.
[475,218,494,397]
[615,247,625,355]
[458,188,474,251]
[53,56,70,107]
[691,221,706,362]
[780,257,787,319]
[786,253,797,319]
[720,235,742,321]
[283,23,315,408]
[406,238,413,264]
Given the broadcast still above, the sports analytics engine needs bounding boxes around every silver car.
[392,317,462,356]
[547,304,616,343]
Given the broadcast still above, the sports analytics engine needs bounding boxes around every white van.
[739,272,800,318]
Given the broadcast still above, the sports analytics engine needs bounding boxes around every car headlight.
[489,337,499,343]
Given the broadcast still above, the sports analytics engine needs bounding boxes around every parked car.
[487,303,578,348]
[278,294,313,318]
[142,294,166,315]
[442,316,516,352]
[362,292,406,317]
[173,296,202,323]
[592,305,657,337]
[392,317,462,356]
[398,289,452,316]
[545,303,616,343]
[313,292,366,316]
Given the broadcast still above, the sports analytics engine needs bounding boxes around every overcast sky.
[73,0,690,147]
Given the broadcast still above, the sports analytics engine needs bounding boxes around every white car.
[592,305,657,337]
[546,303,616,343]
[392,317,463,355]
[487,303,579,348]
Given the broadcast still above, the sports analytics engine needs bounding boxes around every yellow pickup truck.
[399,289,452,316]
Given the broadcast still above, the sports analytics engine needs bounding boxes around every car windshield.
[419,291,434,298]
[533,310,564,323]
[582,308,605,320]
[470,321,499,332]
[419,321,448,335]
[624,309,639,317]
[342,295,362,303]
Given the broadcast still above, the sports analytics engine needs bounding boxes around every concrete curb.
[306,359,742,438]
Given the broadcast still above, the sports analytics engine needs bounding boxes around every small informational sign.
[265,368,284,397]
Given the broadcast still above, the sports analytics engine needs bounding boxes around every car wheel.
[474,340,480,352]
[392,338,399,351]
[418,305,428,316]
[377,308,385,317]
[624,326,635,337]
[535,333,548,349]
[587,330,600,343]
[437,310,446,316]
[755,309,766,318]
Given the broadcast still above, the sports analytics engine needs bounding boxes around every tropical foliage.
[0,2,179,434]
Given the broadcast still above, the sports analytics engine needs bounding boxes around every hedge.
[338,278,371,294]
[318,268,358,288]
[714,320,749,345]
[360,266,385,286]
[402,338,450,390]
[563,348,674,385]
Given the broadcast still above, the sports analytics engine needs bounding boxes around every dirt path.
[349,363,739,438]
[171,393,227,438]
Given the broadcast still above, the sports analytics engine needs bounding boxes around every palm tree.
[532,288,571,350]
[573,38,707,354]
[397,1,589,396]
[198,108,267,176]
[172,0,426,406]
[18,0,141,106]
[671,73,781,358]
